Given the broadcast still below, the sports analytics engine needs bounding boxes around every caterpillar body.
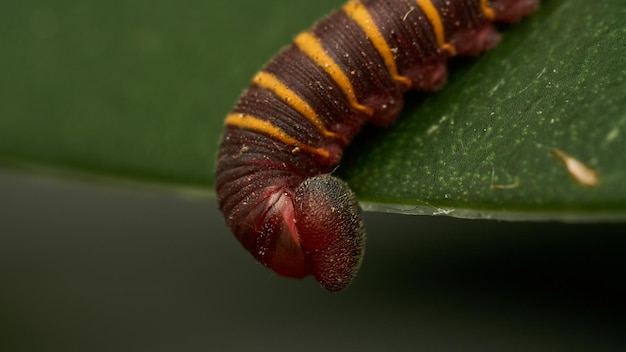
[216,0,539,291]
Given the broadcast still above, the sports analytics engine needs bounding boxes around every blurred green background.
[0,0,347,188]
[1,0,625,351]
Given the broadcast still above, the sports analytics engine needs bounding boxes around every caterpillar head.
[294,174,365,291]
[234,174,364,292]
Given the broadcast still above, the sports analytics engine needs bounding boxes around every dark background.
[1,169,625,351]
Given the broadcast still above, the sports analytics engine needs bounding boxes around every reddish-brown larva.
[216,0,539,291]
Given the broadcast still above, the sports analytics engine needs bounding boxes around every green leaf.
[0,0,624,220]
[339,0,626,220]
[0,0,341,192]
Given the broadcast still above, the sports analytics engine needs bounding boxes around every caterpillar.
[216,0,539,291]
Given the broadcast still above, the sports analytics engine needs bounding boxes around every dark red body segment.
[216,0,539,291]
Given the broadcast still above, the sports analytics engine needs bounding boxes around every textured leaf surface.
[339,0,626,219]
[0,0,624,219]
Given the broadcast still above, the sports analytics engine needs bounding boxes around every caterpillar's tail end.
[295,175,365,292]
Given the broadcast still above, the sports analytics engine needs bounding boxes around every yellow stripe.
[480,0,495,20]
[415,0,456,55]
[343,1,412,87]
[224,113,331,159]
[253,71,347,142]
[294,32,374,116]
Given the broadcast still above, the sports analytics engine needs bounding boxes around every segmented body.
[216,0,539,291]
